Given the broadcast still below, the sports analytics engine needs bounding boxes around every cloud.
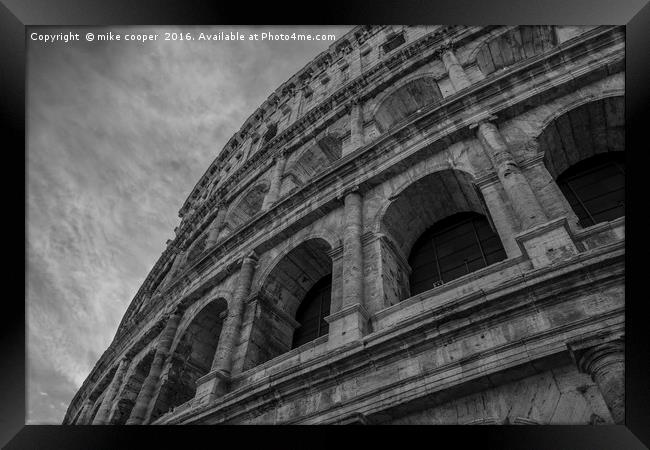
[27,25,352,423]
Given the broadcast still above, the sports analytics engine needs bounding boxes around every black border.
[3,0,649,448]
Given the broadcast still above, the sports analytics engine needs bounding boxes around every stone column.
[475,174,523,259]
[206,204,227,247]
[239,136,253,162]
[159,248,185,290]
[523,156,581,231]
[92,358,129,425]
[342,191,364,308]
[201,252,257,397]
[126,309,182,425]
[325,190,369,347]
[262,153,287,210]
[577,341,625,424]
[291,87,305,122]
[476,121,580,268]
[346,99,365,156]
[75,398,94,424]
[476,121,547,230]
[441,46,472,92]
[349,45,362,79]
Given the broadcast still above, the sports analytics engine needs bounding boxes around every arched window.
[149,299,227,421]
[111,351,155,424]
[556,152,624,228]
[292,274,332,349]
[250,238,333,368]
[373,77,443,132]
[263,123,277,142]
[476,26,557,76]
[408,212,506,296]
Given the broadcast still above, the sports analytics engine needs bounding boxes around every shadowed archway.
[538,96,624,228]
[149,298,228,420]
[379,169,506,303]
[373,77,443,133]
[243,238,334,369]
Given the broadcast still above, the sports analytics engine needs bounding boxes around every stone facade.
[64,25,625,425]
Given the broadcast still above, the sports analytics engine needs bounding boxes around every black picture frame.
[3,0,648,448]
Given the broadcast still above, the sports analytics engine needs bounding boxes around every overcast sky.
[26,25,352,424]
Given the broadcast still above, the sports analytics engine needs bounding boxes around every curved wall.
[65,24,626,426]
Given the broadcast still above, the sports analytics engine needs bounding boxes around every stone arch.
[536,96,624,228]
[367,71,440,117]
[254,230,341,293]
[244,238,334,368]
[530,92,625,150]
[466,26,518,62]
[86,393,105,424]
[371,75,443,133]
[536,96,624,179]
[259,237,333,318]
[149,297,228,421]
[79,363,120,424]
[474,26,557,76]
[70,402,86,424]
[380,169,487,256]
[109,349,156,425]
[283,132,343,189]
[170,293,230,356]
[378,169,506,302]
[223,179,270,231]
[371,163,477,235]
[185,230,209,265]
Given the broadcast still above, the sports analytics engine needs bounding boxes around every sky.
[26,25,353,424]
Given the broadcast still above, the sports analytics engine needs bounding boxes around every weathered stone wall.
[65,25,625,427]
[389,363,613,425]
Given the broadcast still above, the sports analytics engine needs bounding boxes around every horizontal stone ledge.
[168,315,624,425]
[324,303,371,324]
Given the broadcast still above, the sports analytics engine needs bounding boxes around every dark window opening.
[382,32,406,53]
[408,212,507,296]
[557,152,624,228]
[292,274,332,348]
[263,123,278,143]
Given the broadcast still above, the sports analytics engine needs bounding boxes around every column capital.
[439,37,455,51]
[336,185,361,202]
[437,42,456,59]
[574,340,624,375]
[568,337,625,424]
[469,115,499,130]
[277,147,292,158]
[343,95,363,112]
[241,250,259,265]
[474,169,500,188]
[164,303,186,318]
[566,333,624,361]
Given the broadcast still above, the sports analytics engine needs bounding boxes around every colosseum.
[64,25,625,425]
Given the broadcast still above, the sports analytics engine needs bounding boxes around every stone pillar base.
[194,370,231,405]
[325,304,370,349]
[515,217,579,269]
